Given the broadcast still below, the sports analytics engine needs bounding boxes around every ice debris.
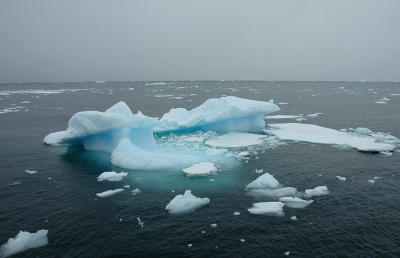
[303,186,329,198]
[97,171,128,182]
[182,162,217,177]
[248,202,285,216]
[25,170,37,175]
[165,190,210,214]
[132,188,141,195]
[0,230,48,257]
[205,132,266,148]
[248,187,297,199]
[246,173,280,190]
[336,176,347,181]
[279,197,314,208]
[96,188,124,198]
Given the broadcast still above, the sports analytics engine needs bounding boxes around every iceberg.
[0,230,48,257]
[279,197,314,208]
[265,123,395,152]
[165,190,210,214]
[246,173,281,190]
[303,186,329,198]
[247,202,285,216]
[97,171,128,182]
[182,162,218,177]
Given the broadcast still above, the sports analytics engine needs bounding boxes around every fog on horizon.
[0,0,399,83]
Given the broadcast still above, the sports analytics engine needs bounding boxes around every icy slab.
[336,176,347,181]
[0,230,48,257]
[246,173,280,190]
[165,190,210,214]
[96,188,124,198]
[279,197,314,208]
[132,188,141,195]
[248,202,285,216]
[247,187,297,199]
[25,170,37,175]
[155,96,279,133]
[205,132,266,148]
[183,162,217,177]
[97,171,128,182]
[304,186,329,198]
[265,123,395,152]
[265,115,302,120]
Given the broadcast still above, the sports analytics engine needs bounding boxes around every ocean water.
[0,81,399,257]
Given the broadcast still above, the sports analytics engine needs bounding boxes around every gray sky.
[0,0,399,82]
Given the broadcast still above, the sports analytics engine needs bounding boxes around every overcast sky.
[0,0,399,82]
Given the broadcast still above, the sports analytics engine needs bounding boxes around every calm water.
[0,81,399,257]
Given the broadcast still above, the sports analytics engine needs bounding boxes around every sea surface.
[0,81,399,257]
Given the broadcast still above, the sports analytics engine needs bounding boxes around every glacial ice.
[97,171,128,182]
[248,202,285,216]
[182,162,218,177]
[265,123,395,152]
[303,186,329,198]
[165,190,210,214]
[279,197,314,208]
[246,173,281,190]
[0,230,48,257]
[96,188,124,198]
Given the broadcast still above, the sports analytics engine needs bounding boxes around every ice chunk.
[255,168,264,173]
[248,202,285,216]
[354,127,373,135]
[25,170,37,175]
[233,211,240,216]
[96,188,124,198]
[265,115,302,120]
[132,188,141,195]
[246,173,280,190]
[182,162,218,177]
[165,190,210,214]
[210,223,218,228]
[284,251,290,256]
[155,96,279,133]
[97,171,128,182]
[307,112,323,118]
[237,151,250,157]
[205,132,266,148]
[0,230,48,257]
[336,176,347,181]
[304,186,329,198]
[265,123,395,152]
[247,187,297,199]
[368,179,375,184]
[290,216,297,221]
[279,197,314,208]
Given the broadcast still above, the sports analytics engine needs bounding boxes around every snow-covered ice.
[182,162,218,177]
[279,197,314,208]
[165,190,210,214]
[304,186,329,198]
[246,173,280,190]
[265,123,395,152]
[0,230,48,257]
[97,171,128,182]
[248,202,285,216]
[96,189,124,198]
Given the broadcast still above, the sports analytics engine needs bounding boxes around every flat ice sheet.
[265,123,394,152]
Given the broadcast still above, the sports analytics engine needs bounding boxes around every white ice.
[182,162,217,177]
[25,170,37,175]
[246,173,280,190]
[265,123,395,152]
[248,202,285,216]
[336,176,347,181]
[97,171,128,182]
[265,115,302,120]
[279,197,314,208]
[247,187,297,199]
[303,186,329,198]
[165,190,210,214]
[0,230,48,257]
[205,132,266,148]
[96,188,124,198]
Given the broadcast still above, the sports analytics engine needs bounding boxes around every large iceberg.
[44,97,279,170]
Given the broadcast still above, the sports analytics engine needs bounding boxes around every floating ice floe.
[303,186,329,198]
[246,173,280,190]
[247,187,297,199]
[336,176,347,181]
[182,162,217,177]
[248,202,285,216]
[265,123,395,152]
[265,115,302,120]
[97,171,128,182]
[96,188,124,198]
[233,211,240,216]
[165,190,210,214]
[0,230,48,257]
[25,170,37,175]
[376,97,390,104]
[132,188,141,195]
[279,197,314,208]
[307,112,323,118]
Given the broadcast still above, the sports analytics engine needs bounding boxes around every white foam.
[165,190,210,214]
[0,230,48,257]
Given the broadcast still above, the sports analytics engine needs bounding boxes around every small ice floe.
[368,179,375,184]
[182,162,217,177]
[307,112,323,118]
[205,132,266,148]
[132,188,141,195]
[376,97,390,104]
[210,223,218,228]
[97,171,128,182]
[137,217,144,227]
[96,188,124,198]
[284,251,290,256]
[247,187,297,199]
[128,88,135,91]
[390,93,400,96]
[237,151,250,157]
[0,230,48,257]
[380,151,392,156]
[246,173,280,190]
[201,231,206,234]
[165,190,210,214]
[187,244,192,248]
[145,82,168,86]
[255,168,264,174]
[248,202,285,216]
[373,176,381,180]
[265,115,302,120]
[123,185,130,189]
[304,186,329,198]
[233,211,240,216]
[290,216,297,221]
[336,176,347,181]
[25,170,37,175]
[240,239,245,242]
[279,197,314,208]
[278,102,288,105]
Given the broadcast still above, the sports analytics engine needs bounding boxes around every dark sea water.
[0,81,399,257]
